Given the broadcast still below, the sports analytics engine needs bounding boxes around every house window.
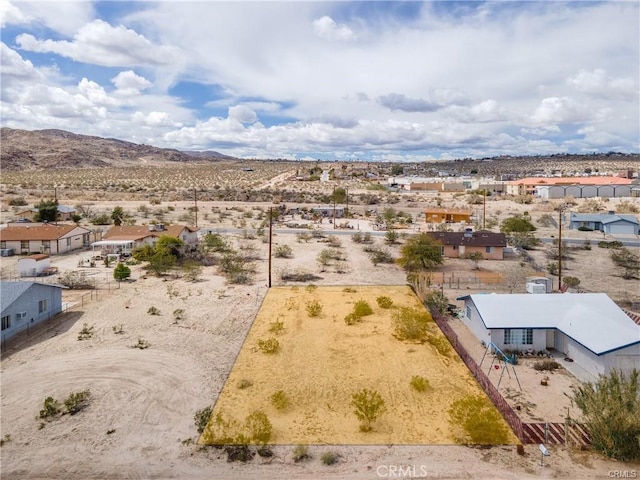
[452,245,458,250]
[486,246,493,253]
[16,312,27,320]
[38,299,48,313]
[466,306,471,319]
[0,241,5,249]
[20,240,29,251]
[42,240,50,250]
[1,315,10,330]
[504,328,533,345]
[66,238,72,247]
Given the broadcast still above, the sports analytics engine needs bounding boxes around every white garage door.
[606,223,636,235]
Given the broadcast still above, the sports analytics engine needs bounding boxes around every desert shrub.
[64,389,91,415]
[351,388,387,432]
[293,444,310,462]
[257,445,273,457]
[305,284,317,293]
[91,213,111,225]
[268,319,285,334]
[8,196,28,206]
[77,323,95,340]
[39,396,62,419]
[344,312,363,326]
[131,338,150,349]
[422,290,449,315]
[172,308,185,321]
[369,247,394,266]
[426,334,452,357]
[410,375,430,392]
[237,379,253,389]
[392,307,432,342]
[296,232,312,243]
[572,370,640,461]
[181,260,203,282]
[147,306,161,315]
[58,271,94,289]
[598,240,623,249]
[306,300,322,317]
[274,244,294,258]
[563,276,581,288]
[112,324,124,334]
[353,300,374,317]
[224,442,254,462]
[343,287,357,293]
[194,406,213,434]
[245,411,273,444]
[533,359,561,371]
[321,451,340,465]
[270,390,290,410]
[448,394,511,444]
[258,337,280,354]
[376,296,394,308]
[547,262,558,275]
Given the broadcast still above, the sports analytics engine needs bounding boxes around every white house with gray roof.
[569,212,639,235]
[458,293,640,382]
[1,282,66,342]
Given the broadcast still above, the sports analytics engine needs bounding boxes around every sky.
[1,1,639,161]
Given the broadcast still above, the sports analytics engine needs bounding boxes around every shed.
[18,254,51,277]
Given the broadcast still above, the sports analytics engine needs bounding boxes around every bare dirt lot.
[1,179,639,479]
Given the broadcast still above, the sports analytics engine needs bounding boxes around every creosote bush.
[257,337,280,354]
[237,379,253,389]
[270,390,290,410]
[147,306,161,315]
[293,444,311,462]
[353,299,374,317]
[245,411,273,444]
[351,388,387,432]
[376,296,394,309]
[321,451,340,465]
[305,300,323,317]
[194,406,213,434]
[392,307,433,342]
[448,394,511,444]
[533,359,561,371]
[410,375,430,392]
[268,319,285,334]
[64,389,91,415]
[77,323,95,340]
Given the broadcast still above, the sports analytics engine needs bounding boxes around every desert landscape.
[1,143,639,479]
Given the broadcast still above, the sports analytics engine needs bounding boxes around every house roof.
[0,224,87,241]
[427,231,507,247]
[424,208,472,215]
[103,224,194,241]
[459,293,640,355]
[512,176,633,186]
[570,213,639,225]
[19,254,49,261]
[0,281,66,312]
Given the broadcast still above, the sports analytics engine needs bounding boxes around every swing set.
[480,342,522,390]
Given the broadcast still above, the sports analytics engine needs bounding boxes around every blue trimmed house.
[569,212,639,235]
[1,282,66,342]
[458,293,640,382]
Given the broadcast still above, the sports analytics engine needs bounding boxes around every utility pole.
[193,188,198,229]
[558,204,567,291]
[483,188,486,230]
[333,186,336,229]
[268,207,273,288]
[54,186,58,225]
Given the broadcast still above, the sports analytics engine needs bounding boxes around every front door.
[554,330,566,354]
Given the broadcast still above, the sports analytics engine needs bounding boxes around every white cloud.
[16,19,180,67]
[112,71,152,96]
[1,1,94,36]
[567,68,637,100]
[312,16,356,41]
[0,41,42,81]
[132,111,180,128]
[228,106,258,124]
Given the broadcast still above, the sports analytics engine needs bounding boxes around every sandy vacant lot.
[206,285,517,446]
[1,187,639,479]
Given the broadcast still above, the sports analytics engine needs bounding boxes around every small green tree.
[181,260,202,282]
[113,262,131,282]
[572,370,640,461]
[351,389,386,432]
[34,199,58,223]
[111,206,126,226]
[397,234,443,272]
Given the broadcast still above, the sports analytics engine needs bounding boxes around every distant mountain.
[0,128,236,171]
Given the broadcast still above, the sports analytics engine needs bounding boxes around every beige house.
[426,230,507,259]
[424,208,472,224]
[93,224,198,255]
[0,224,91,255]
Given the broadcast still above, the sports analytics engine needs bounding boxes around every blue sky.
[1,1,638,161]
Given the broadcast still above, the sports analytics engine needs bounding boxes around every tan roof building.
[103,224,198,244]
[0,223,91,255]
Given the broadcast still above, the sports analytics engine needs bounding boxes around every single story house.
[17,254,57,277]
[426,230,507,259]
[1,281,66,342]
[569,213,639,235]
[94,224,198,254]
[458,293,640,382]
[424,208,472,224]
[0,223,91,255]
[15,205,77,222]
